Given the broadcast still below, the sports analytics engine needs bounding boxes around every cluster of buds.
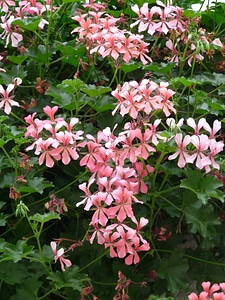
[45,194,68,215]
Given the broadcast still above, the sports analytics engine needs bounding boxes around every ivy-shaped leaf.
[180,169,224,204]
[182,190,220,239]
[28,212,60,224]
[12,17,41,32]
[47,266,89,291]
[19,177,53,194]
[0,240,34,263]
[157,248,189,294]
[81,85,112,97]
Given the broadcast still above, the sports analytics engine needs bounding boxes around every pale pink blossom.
[187,117,207,135]
[0,15,23,48]
[0,0,15,13]
[50,241,72,272]
[168,133,193,168]
[190,135,209,169]
[35,137,60,168]
[201,281,220,295]
[188,292,208,300]
[203,119,221,139]
[0,82,20,114]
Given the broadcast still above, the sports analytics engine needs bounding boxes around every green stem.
[78,249,109,272]
[1,146,15,168]
[157,194,182,212]
[109,66,118,87]
[150,185,181,196]
[27,169,88,206]
[157,248,225,267]
[152,149,167,189]
[26,214,49,273]
[10,111,27,125]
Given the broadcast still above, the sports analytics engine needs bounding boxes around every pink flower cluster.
[0,0,51,47]
[168,118,224,173]
[130,0,187,35]
[112,78,176,119]
[71,4,151,65]
[77,126,152,265]
[189,281,225,300]
[131,2,225,66]
[24,105,84,168]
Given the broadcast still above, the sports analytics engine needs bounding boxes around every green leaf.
[182,190,221,239]
[60,78,86,91]
[19,177,53,194]
[81,85,112,97]
[10,277,42,300]
[0,173,15,188]
[8,55,28,65]
[88,95,115,113]
[0,238,7,251]
[194,72,225,86]
[157,248,189,294]
[170,76,202,87]
[0,213,7,226]
[62,0,81,2]
[28,212,60,224]
[180,169,224,204]
[143,62,176,74]
[0,202,5,210]
[0,240,34,263]
[12,17,41,32]
[47,266,89,291]
[0,261,28,284]
[120,62,140,73]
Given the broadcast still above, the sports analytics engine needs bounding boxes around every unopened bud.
[15,201,29,217]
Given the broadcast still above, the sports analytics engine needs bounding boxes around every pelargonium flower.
[0,15,23,48]
[50,241,72,272]
[0,81,21,114]
[168,133,193,168]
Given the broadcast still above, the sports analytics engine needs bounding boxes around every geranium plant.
[0,0,225,299]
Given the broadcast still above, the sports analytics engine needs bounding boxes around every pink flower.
[158,82,176,116]
[0,15,23,47]
[90,195,109,227]
[190,135,209,169]
[0,82,20,114]
[201,139,224,173]
[125,235,150,265]
[188,292,208,300]
[0,0,15,13]
[113,225,136,259]
[103,228,120,258]
[108,187,135,222]
[203,119,221,139]
[187,118,207,135]
[50,241,72,272]
[131,162,154,194]
[202,281,220,296]
[53,131,80,165]
[168,133,193,168]
[213,293,225,300]
[35,137,60,168]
